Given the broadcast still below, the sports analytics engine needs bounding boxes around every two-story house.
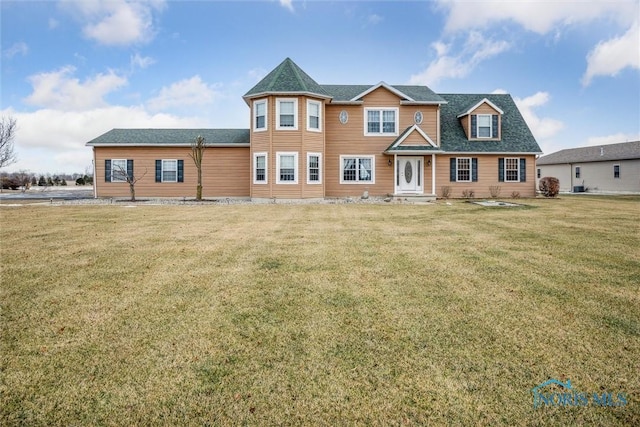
[87,58,541,199]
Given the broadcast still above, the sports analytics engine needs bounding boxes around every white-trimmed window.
[457,158,471,182]
[111,159,127,182]
[276,152,298,184]
[365,108,398,136]
[614,164,620,178]
[307,100,321,131]
[161,159,177,182]
[505,158,520,182]
[276,98,298,130]
[340,155,374,184]
[307,153,321,184]
[253,152,267,184]
[477,114,492,138]
[253,99,267,132]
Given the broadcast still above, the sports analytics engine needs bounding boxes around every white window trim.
[111,159,127,183]
[253,152,268,184]
[339,155,376,184]
[161,159,178,183]
[364,107,399,136]
[276,98,298,130]
[253,99,268,132]
[306,152,322,185]
[456,157,472,182]
[613,164,620,178]
[306,99,322,132]
[276,151,298,184]
[476,114,492,139]
[505,157,520,182]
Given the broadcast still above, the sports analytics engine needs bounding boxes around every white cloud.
[280,0,294,13]
[514,92,564,140]
[147,76,219,111]
[439,0,637,34]
[60,0,166,46]
[436,0,639,86]
[49,18,59,30]
[586,132,640,146]
[3,42,29,58]
[582,21,640,86]
[24,66,128,111]
[409,32,510,86]
[491,88,508,95]
[2,106,207,174]
[367,14,383,26]
[130,53,155,70]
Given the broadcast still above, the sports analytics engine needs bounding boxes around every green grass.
[1,196,639,425]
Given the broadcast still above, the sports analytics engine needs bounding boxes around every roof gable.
[384,125,441,154]
[321,83,446,105]
[243,58,330,101]
[351,82,414,102]
[457,97,504,118]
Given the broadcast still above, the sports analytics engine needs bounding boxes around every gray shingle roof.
[537,141,640,164]
[439,94,542,154]
[243,58,330,99]
[86,129,250,146]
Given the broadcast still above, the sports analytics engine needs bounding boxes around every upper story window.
[253,99,267,132]
[307,100,321,131]
[276,98,298,130]
[477,114,492,138]
[365,108,398,136]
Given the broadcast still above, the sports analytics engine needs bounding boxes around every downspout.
[92,148,97,198]
[431,153,436,196]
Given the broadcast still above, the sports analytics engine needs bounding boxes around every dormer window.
[477,114,492,138]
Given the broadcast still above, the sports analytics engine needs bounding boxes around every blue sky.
[1,0,639,174]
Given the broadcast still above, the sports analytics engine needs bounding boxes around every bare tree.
[0,116,18,169]
[112,163,147,202]
[189,135,206,200]
[13,170,32,193]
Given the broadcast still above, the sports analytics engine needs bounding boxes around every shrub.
[489,185,501,198]
[539,177,560,197]
[440,186,451,199]
[462,189,475,199]
[1,177,20,190]
[76,177,85,186]
[511,191,520,199]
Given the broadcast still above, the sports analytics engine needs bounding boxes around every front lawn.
[1,196,638,425]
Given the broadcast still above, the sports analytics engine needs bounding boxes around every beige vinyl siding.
[94,146,249,198]
[399,105,439,145]
[436,155,537,198]
[325,87,437,197]
[250,95,326,199]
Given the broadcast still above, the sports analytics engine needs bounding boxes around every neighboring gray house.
[536,141,640,193]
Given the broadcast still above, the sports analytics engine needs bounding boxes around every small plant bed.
[471,200,526,207]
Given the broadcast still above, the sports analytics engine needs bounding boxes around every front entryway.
[396,157,424,194]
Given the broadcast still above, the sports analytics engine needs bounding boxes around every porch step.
[391,194,437,203]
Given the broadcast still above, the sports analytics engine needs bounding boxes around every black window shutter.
[472,158,478,182]
[492,115,498,138]
[155,160,162,182]
[178,160,184,182]
[105,159,111,182]
[519,158,526,182]
[471,115,477,138]
[498,158,505,182]
[450,158,456,182]
[126,160,134,181]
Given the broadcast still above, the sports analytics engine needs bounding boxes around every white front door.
[396,157,423,194]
